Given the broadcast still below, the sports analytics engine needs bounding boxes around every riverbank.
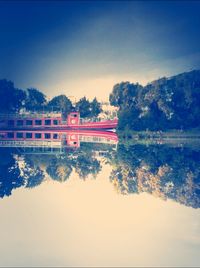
[117,129,200,149]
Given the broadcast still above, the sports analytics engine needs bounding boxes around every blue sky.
[0,1,200,100]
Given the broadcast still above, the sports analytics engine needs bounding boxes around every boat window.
[26,133,32,138]
[26,120,33,126]
[53,120,58,125]
[44,133,51,139]
[62,134,66,139]
[35,133,42,139]
[35,120,42,125]
[0,120,6,124]
[8,120,14,126]
[7,132,14,138]
[16,132,23,138]
[0,133,6,138]
[53,133,58,139]
[17,120,23,126]
[45,120,51,125]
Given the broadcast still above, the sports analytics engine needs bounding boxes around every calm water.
[0,140,200,267]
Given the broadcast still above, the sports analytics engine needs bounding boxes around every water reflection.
[0,128,117,197]
[0,126,200,209]
[110,143,200,208]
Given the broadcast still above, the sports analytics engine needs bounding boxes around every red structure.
[0,129,118,149]
[67,112,80,126]
[0,112,118,130]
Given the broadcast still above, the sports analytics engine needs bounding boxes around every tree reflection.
[46,157,73,182]
[74,155,101,179]
[0,148,23,198]
[0,143,103,197]
[110,143,200,208]
[0,149,46,198]
[1,141,200,209]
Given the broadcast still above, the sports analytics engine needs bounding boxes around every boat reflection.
[0,129,118,153]
[1,123,200,210]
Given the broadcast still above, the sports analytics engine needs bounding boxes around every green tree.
[48,95,73,117]
[117,107,141,130]
[109,82,142,110]
[25,88,47,111]
[0,79,26,112]
[76,97,102,118]
[76,97,91,118]
[90,97,102,117]
[109,70,200,131]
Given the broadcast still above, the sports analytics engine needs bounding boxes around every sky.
[1,164,200,267]
[0,1,200,101]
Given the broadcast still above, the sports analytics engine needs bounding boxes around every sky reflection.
[1,163,200,267]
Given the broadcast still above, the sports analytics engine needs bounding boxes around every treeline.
[0,79,102,118]
[109,70,200,131]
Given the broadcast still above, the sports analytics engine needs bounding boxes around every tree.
[109,70,200,131]
[0,79,26,112]
[76,97,102,118]
[47,95,73,117]
[75,97,91,118]
[109,82,142,110]
[117,107,141,130]
[90,97,102,117]
[24,88,47,111]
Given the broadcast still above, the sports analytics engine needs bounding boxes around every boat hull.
[0,121,118,130]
